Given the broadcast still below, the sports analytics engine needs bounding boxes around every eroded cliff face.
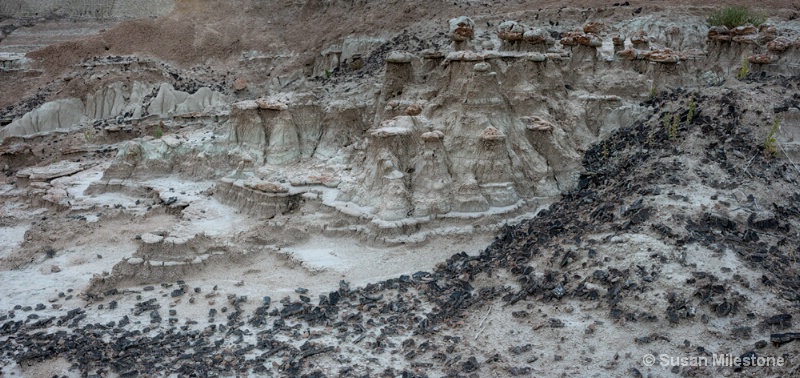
[2,3,800,377]
[0,4,798,292]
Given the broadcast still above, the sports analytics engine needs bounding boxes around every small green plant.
[670,114,679,139]
[707,6,767,29]
[649,84,657,99]
[737,56,749,80]
[602,141,609,159]
[155,121,164,139]
[84,129,95,143]
[325,69,331,79]
[687,96,695,124]
[663,112,671,132]
[764,117,780,159]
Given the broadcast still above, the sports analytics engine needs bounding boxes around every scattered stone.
[233,78,248,91]
[405,103,422,116]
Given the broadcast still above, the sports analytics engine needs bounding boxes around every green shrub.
[707,6,766,29]
[670,114,679,139]
[155,121,164,139]
[737,56,749,80]
[764,117,780,159]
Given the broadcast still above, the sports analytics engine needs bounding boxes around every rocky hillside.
[1,1,799,377]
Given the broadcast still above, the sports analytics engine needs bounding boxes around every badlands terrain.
[1,0,800,376]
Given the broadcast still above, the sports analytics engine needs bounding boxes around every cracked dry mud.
[1,1,800,377]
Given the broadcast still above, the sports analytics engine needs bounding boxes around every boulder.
[256,98,288,110]
[730,24,757,37]
[581,33,603,48]
[243,180,289,193]
[371,118,414,138]
[521,116,555,132]
[642,49,681,63]
[405,104,423,116]
[445,51,485,62]
[385,51,415,64]
[473,62,491,72]
[523,28,548,44]
[612,34,625,47]
[748,53,773,65]
[630,30,649,48]
[421,130,444,141]
[583,22,606,34]
[497,21,524,42]
[758,24,778,43]
[707,26,729,41]
[449,16,475,42]
[527,52,546,62]
[560,31,583,46]
[616,48,638,60]
[768,37,792,53]
[480,126,506,141]
[561,31,601,48]
[233,78,248,91]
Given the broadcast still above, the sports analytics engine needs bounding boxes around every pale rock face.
[102,141,146,181]
[175,87,226,115]
[147,83,189,116]
[146,83,226,116]
[339,55,578,219]
[0,98,85,139]
[229,97,369,166]
[264,109,302,165]
[2,81,229,141]
[85,81,154,120]
[229,101,267,147]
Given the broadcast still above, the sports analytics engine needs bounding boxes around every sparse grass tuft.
[737,56,750,80]
[670,114,679,139]
[155,121,164,139]
[707,6,766,29]
[84,129,95,143]
[663,112,671,132]
[687,96,696,124]
[764,117,780,159]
